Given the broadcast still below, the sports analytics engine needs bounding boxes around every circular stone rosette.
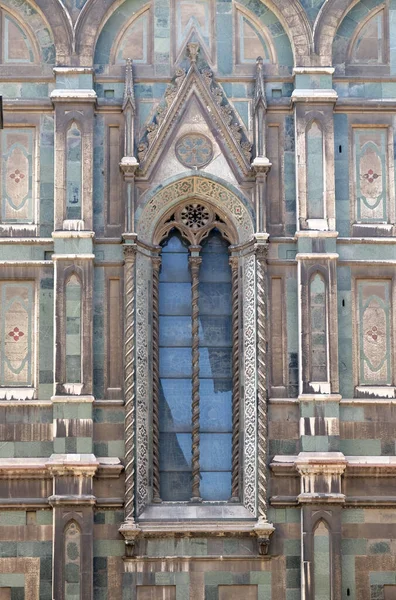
[175,134,214,168]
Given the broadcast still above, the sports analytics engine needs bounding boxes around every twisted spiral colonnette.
[151,256,162,502]
[123,246,137,520]
[190,256,202,500]
[256,245,268,519]
[230,257,240,501]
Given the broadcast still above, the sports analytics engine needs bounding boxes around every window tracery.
[152,201,239,503]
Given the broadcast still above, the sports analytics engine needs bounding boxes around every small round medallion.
[175,134,213,168]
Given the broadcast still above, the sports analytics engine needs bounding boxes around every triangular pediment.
[136,44,253,181]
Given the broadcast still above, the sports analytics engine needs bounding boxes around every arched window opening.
[64,521,81,600]
[307,121,324,220]
[155,203,236,503]
[66,123,82,221]
[310,273,328,382]
[65,275,82,384]
[314,521,331,600]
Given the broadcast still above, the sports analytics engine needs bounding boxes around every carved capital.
[254,243,269,262]
[119,520,141,557]
[120,157,139,180]
[254,519,275,556]
[123,244,137,262]
[251,156,272,176]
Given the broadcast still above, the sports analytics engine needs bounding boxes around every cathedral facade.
[0,0,395,598]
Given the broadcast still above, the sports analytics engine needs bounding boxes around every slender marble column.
[151,255,162,503]
[229,255,240,502]
[189,251,202,502]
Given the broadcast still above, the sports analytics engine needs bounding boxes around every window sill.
[138,503,255,521]
[355,386,396,399]
[0,387,35,401]
[352,223,394,237]
[0,224,37,237]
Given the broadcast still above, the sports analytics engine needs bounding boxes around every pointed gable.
[137,43,253,181]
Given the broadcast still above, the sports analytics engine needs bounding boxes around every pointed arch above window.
[235,7,274,66]
[349,7,386,65]
[112,7,151,65]
[1,10,37,63]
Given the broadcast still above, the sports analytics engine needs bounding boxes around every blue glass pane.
[161,234,189,253]
[199,253,231,282]
[159,379,192,432]
[199,348,232,378]
[199,283,232,315]
[201,233,230,254]
[159,316,192,346]
[200,472,232,501]
[159,348,192,377]
[160,254,192,282]
[159,432,192,470]
[160,472,192,501]
[200,379,232,432]
[199,316,232,347]
[159,283,191,316]
[200,433,232,470]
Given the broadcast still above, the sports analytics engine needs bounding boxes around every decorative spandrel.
[175,134,214,169]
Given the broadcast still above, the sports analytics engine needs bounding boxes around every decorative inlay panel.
[1,128,34,223]
[358,280,391,385]
[175,134,213,168]
[0,282,33,386]
[355,128,387,222]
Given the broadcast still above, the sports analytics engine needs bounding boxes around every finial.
[187,42,200,64]
[254,56,266,109]
[123,58,135,112]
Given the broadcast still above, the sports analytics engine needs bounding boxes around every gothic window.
[65,275,82,384]
[64,521,81,599]
[310,273,328,383]
[66,123,82,221]
[357,280,391,386]
[313,521,331,600]
[0,281,34,387]
[1,128,35,224]
[154,203,237,503]
[306,121,324,220]
[354,128,388,223]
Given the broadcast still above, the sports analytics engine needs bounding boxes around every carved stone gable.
[137,44,253,181]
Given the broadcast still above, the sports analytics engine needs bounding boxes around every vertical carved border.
[136,249,150,515]
[123,244,137,520]
[256,243,268,519]
[151,255,161,503]
[243,251,257,516]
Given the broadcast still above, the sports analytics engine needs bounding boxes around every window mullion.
[189,247,202,502]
